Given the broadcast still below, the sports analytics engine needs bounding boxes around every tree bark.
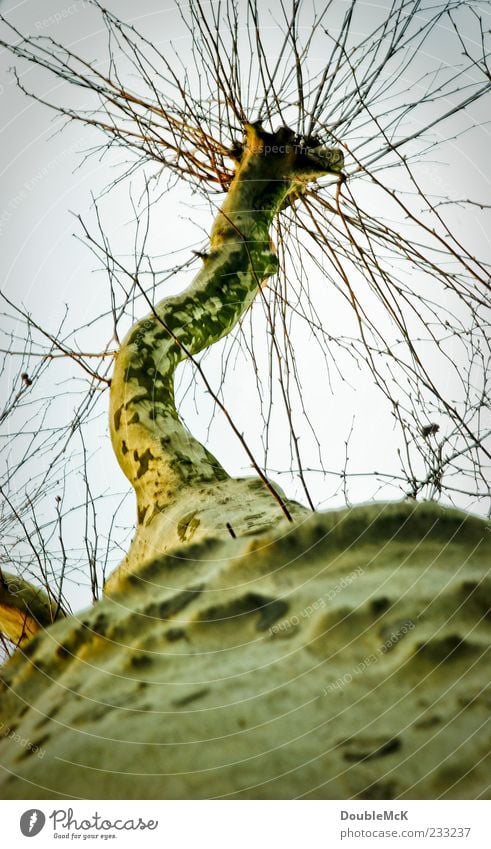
[0,501,488,799]
[107,124,344,591]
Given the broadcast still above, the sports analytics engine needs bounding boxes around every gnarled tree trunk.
[106,123,343,587]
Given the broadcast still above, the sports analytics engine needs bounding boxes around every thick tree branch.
[0,570,65,647]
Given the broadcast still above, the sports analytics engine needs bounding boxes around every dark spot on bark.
[130,653,153,668]
[144,585,204,620]
[370,597,391,614]
[459,578,491,618]
[21,634,40,658]
[92,613,108,637]
[56,644,70,659]
[255,598,290,631]
[416,634,478,663]
[33,714,50,730]
[248,479,265,491]
[136,448,154,479]
[172,688,209,707]
[134,537,221,583]
[339,736,401,763]
[57,622,92,656]
[457,692,483,710]
[32,733,50,749]
[137,505,148,525]
[127,573,141,587]
[81,703,114,722]
[414,714,442,729]
[161,310,179,332]
[113,405,123,431]
[199,592,289,632]
[166,628,187,642]
[107,623,128,641]
[14,733,50,761]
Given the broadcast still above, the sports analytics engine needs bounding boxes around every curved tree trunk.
[0,126,489,801]
[106,123,343,590]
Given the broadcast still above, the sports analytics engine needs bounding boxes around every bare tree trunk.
[106,124,343,591]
